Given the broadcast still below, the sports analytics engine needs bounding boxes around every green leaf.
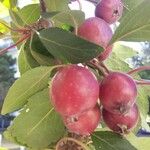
[30,34,58,66]
[137,86,150,131]
[31,50,56,66]
[123,0,144,11]
[3,127,22,145]
[1,66,55,114]
[92,131,150,150]
[9,9,24,27]
[0,2,9,18]
[10,22,25,50]
[105,42,136,72]
[0,19,10,37]
[44,0,70,12]
[9,4,40,27]
[137,86,149,119]
[24,39,40,68]
[92,131,137,150]
[18,43,31,75]
[127,133,150,150]
[111,0,150,43]
[39,28,103,63]
[0,0,17,9]
[51,10,85,28]
[121,0,144,20]
[41,11,59,19]
[105,53,131,72]
[112,43,137,60]
[6,89,65,149]
[18,4,40,26]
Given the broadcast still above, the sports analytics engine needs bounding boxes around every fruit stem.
[55,137,90,150]
[100,62,110,74]
[127,66,150,75]
[89,59,108,77]
[135,80,150,85]
[0,34,30,56]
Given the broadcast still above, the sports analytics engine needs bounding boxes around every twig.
[135,80,150,85]
[127,66,150,86]
[39,0,46,13]
[0,34,30,55]
[100,62,111,74]
[89,59,108,77]
[127,66,150,75]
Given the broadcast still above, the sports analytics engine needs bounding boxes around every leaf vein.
[115,24,150,42]
[27,108,54,136]
[93,134,119,150]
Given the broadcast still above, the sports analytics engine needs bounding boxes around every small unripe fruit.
[95,0,124,24]
[50,65,99,116]
[78,17,113,61]
[63,105,101,135]
[102,104,139,134]
[99,72,137,114]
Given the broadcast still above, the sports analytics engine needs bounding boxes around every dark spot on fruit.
[73,117,79,122]
[113,10,119,16]
[113,102,130,115]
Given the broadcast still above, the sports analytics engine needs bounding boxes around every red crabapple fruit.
[102,104,139,134]
[95,0,124,24]
[78,17,113,61]
[63,105,101,135]
[78,17,112,48]
[99,72,137,114]
[50,65,99,116]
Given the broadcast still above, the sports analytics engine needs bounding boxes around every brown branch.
[39,0,46,13]
[0,34,30,56]
[127,66,150,75]
[135,80,150,86]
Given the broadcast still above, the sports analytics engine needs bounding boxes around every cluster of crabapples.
[49,0,139,136]
[50,65,139,135]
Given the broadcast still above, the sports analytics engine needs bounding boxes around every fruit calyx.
[99,72,137,115]
[102,104,139,134]
[95,0,124,24]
